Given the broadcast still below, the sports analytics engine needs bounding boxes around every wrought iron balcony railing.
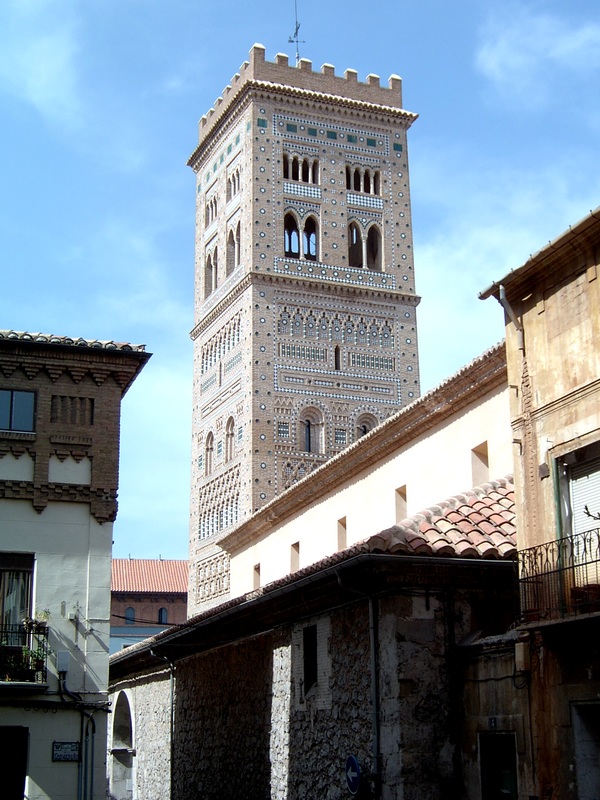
[518,528,600,623]
[0,623,50,684]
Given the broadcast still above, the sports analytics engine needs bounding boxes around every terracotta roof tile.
[112,559,188,594]
[363,477,516,560]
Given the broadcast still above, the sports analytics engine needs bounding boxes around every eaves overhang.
[479,206,600,303]
[109,551,514,680]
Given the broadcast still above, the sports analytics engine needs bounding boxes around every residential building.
[467,207,600,799]
[0,330,149,800]
[110,559,187,654]
[189,44,421,615]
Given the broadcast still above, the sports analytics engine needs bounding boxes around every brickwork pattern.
[0,333,149,521]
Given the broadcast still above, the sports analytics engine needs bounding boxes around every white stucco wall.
[0,498,112,800]
[230,383,512,594]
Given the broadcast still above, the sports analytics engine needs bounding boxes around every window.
[366,225,382,271]
[0,390,35,433]
[225,417,235,462]
[356,413,378,439]
[124,607,135,625]
[158,608,168,625]
[471,442,489,487]
[348,222,363,268]
[205,433,214,476]
[299,407,324,454]
[337,517,347,550]
[291,542,300,573]
[395,485,407,522]
[283,153,319,185]
[284,214,300,258]
[253,563,261,590]
[0,554,33,626]
[558,441,600,536]
[303,216,318,261]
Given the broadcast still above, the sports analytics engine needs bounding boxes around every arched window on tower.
[226,229,236,276]
[284,214,300,258]
[303,216,318,261]
[356,413,378,440]
[205,432,214,476]
[225,417,235,462]
[125,607,135,625]
[366,225,382,271]
[348,222,363,268]
[158,607,168,624]
[299,407,324,454]
[205,253,214,297]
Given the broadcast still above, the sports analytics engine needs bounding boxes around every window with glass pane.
[0,390,35,432]
[0,554,33,627]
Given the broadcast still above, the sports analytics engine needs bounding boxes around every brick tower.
[188,45,420,613]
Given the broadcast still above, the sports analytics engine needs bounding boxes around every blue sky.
[1,0,599,559]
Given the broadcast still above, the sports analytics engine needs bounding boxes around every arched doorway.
[110,691,134,800]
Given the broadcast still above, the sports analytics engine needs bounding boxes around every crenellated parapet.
[189,44,414,164]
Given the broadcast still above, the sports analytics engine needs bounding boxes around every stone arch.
[298,406,325,454]
[355,412,379,439]
[110,691,134,800]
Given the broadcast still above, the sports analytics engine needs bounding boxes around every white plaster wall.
[0,499,112,693]
[0,452,34,480]
[230,384,512,593]
[0,705,107,800]
[48,455,92,484]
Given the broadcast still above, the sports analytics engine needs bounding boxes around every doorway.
[0,726,28,800]
[479,732,518,800]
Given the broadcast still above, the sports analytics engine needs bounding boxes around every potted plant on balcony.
[34,608,51,629]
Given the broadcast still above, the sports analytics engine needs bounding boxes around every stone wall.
[110,583,485,800]
[109,668,172,800]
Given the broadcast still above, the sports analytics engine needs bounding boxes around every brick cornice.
[190,271,420,340]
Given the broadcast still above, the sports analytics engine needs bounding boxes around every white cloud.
[475,6,600,107]
[411,141,600,391]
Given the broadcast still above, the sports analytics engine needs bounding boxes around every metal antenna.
[288,0,305,66]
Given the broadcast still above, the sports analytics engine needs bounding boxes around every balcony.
[519,528,600,623]
[0,623,50,685]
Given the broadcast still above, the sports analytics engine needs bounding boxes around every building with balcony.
[0,330,149,800]
[466,207,600,798]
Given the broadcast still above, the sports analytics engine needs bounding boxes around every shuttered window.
[570,456,600,535]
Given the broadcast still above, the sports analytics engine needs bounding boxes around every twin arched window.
[348,222,382,271]
[226,222,241,276]
[285,213,319,261]
[205,248,218,297]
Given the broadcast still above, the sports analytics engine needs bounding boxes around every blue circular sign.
[345,754,361,795]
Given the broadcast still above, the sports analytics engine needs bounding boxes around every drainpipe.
[498,285,524,351]
[336,573,381,799]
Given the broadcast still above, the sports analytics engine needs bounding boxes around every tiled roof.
[112,559,188,594]
[0,330,146,352]
[366,477,516,559]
